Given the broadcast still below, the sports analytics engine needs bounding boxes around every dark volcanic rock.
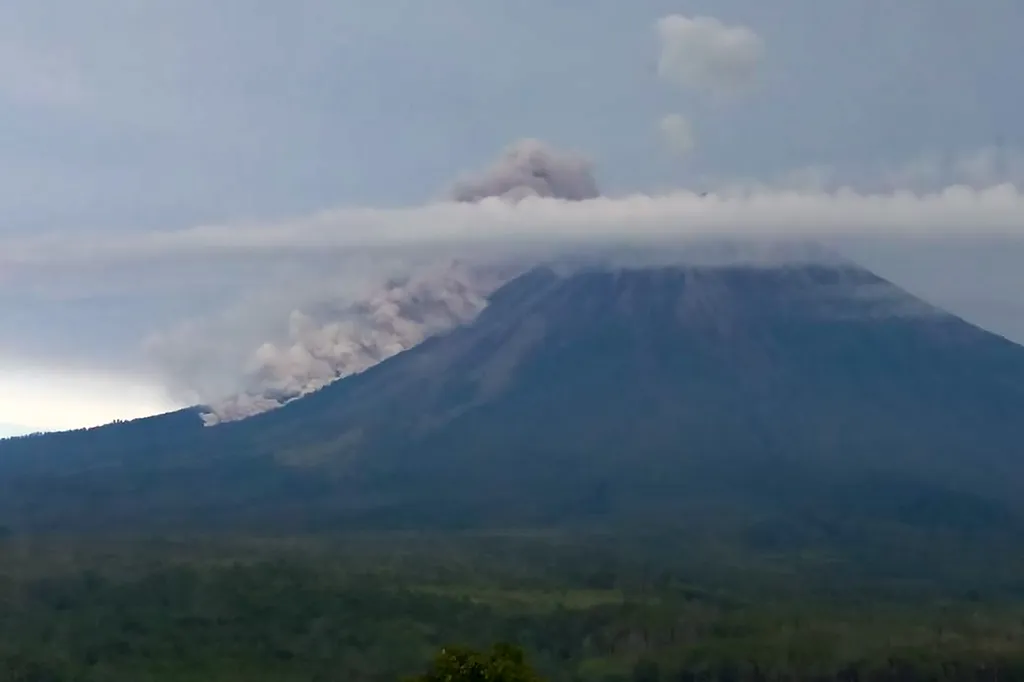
[3,261,1024,532]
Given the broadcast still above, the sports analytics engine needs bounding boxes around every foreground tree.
[408,643,543,682]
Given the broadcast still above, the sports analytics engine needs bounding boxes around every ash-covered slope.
[232,263,1024,526]
[3,261,1024,532]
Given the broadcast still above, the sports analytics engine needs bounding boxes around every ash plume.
[132,136,1024,427]
[189,242,845,424]
[189,139,601,424]
[448,139,601,203]
[197,260,518,424]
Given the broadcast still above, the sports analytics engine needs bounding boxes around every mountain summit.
[3,259,1024,533]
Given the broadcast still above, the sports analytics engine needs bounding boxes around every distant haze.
[0,424,33,439]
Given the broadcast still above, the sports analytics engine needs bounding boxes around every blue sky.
[3,0,1024,431]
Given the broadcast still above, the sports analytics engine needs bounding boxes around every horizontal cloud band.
[3,184,1024,271]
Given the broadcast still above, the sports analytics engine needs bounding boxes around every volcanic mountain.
[3,258,1024,534]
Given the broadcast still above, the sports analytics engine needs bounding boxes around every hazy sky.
[3,0,1024,433]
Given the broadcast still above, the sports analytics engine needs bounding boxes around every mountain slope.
[233,263,1024,526]
[3,261,1024,533]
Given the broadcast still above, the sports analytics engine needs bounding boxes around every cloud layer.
[5,176,1024,423]
[4,183,1024,276]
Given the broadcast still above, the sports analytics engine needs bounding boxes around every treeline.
[409,644,1024,681]
[605,658,1024,682]
[1,556,1023,682]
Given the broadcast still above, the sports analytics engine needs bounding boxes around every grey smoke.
[194,260,519,424]
[186,139,601,423]
[448,139,601,203]
[185,242,848,424]
[153,136,973,426]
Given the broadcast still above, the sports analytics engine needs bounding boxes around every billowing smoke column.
[448,138,600,203]
[199,140,601,424]
[201,262,505,424]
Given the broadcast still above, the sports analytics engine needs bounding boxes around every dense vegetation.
[409,644,544,682]
[2,531,1024,681]
[5,266,1024,678]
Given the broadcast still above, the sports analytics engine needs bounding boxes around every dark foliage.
[407,644,543,682]
[0,534,1023,681]
[3,265,1024,678]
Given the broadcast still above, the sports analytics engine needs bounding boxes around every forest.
[1,529,1024,681]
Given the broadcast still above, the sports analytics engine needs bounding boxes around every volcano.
[3,258,1024,534]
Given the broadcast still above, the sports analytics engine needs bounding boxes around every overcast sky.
[3,0,1024,434]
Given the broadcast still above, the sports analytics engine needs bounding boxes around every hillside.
[3,261,1024,536]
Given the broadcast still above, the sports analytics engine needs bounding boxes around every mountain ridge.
[3,259,1024,534]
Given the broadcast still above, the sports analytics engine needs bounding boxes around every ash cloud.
[183,138,599,423]
[447,138,600,203]
[147,139,601,424]
[155,240,884,425]
[152,259,519,424]
[9,142,1024,426]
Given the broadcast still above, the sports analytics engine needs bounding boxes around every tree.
[632,657,661,682]
[408,643,544,682]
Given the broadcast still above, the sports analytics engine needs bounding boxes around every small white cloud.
[659,114,695,156]
[656,15,764,96]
